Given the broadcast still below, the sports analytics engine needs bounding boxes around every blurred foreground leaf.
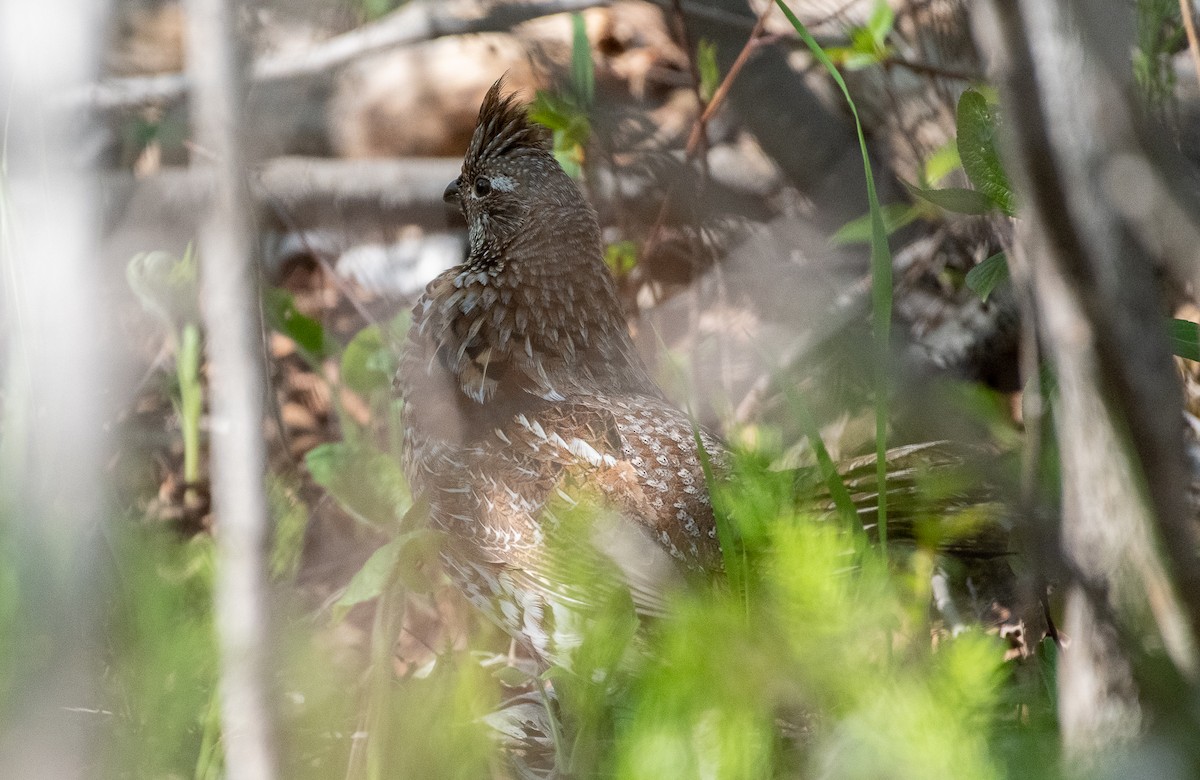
[306,441,409,526]
[1170,317,1200,361]
[265,288,336,364]
[332,530,439,621]
[905,182,998,215]
[966,252,1010,302]
[956,90,1015,216]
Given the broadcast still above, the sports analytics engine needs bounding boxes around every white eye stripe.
[490,175,518,192]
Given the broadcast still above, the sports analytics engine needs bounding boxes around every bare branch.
[183,0,278,777]
[78,0,609,112]
[102,157,462,263]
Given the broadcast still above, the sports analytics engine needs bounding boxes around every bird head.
[444,78,594,268]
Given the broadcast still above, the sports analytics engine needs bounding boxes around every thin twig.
[183,0,279,776]
[670,0,710,171]
[683,12,775,157]
[641,3,775,266]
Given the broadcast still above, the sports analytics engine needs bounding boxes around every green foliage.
[126,246,200,328]
[529,12,595,178]
[264,288,337,366]
[359,0,404,22]
[119,110,187,168]
[571,11,594,109]
[965,252,1011,302]
[956,90,1016,216]
[604,240,639,278]
[697,38,721,102]
[601,445,1036,779]
[1134,0,1183,109]
[923,140,963,187]
[529,91,591,179]
[93,310,1064,780]
[341,325,393,398]
[904,90,1014,219]
[86,8,1083,775]
[340,312,408,429]
[177,322,203,484]
[834,132,978,243]
[127,247,204,484]
[306,440,410,527]
[1169,317,1200,361]
[101,529,220,778]
[832,202,923,245]
[269,475,310,580]
[368,658,496,780]
[905,182,997,216]
[827,0,896,70]
[333,529,438,621]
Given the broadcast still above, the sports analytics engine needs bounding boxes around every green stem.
[178,323,203,487]
[364,578,402,780]
[193,682,223,780]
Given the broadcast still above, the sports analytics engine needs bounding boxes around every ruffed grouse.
[397,79,722,662]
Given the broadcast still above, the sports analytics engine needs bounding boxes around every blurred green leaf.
[360,0,402,21]
[332,532,431,621]
[829,0,894,69]
[1170,317,1200,361]
[833,202,923,245]
[867,0,896,43]
[306,441,409,526]
[697,39,720,102]
[570,12,594,108]
[1134,0,1182,108]
[126,245,199,328]
[529,91,590,179]
[341,324,398,398]
[103,531,219,778]
[905,182,997,215]
[264,288,335,364]
[604,240,638,277]
[956,90,1016,215]
[923,140,962,186]
[268,476,309,580]
[965,252,1010,301]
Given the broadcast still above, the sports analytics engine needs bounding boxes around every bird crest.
[465,77,552,168]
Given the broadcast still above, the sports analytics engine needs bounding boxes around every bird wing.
[447,397,721,617]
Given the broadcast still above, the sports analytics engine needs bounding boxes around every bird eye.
[473,176,492,197]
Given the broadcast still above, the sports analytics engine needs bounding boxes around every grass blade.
[774,0,893,551]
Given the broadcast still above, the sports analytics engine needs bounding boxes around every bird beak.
[443,177,461,204]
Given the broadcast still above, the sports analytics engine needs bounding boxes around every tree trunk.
[974,0,1200,765]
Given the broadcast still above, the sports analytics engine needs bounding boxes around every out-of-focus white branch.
[0,0,111,777]
[183,0,279,777]
[78,0,609,111]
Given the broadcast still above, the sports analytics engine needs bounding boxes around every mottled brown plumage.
[396,79,722,661]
